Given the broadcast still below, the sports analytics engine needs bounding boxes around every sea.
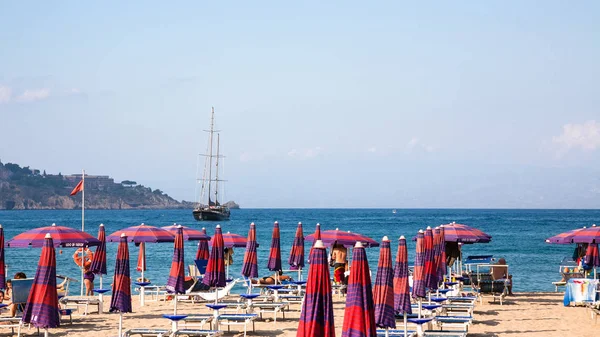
[0,208,598,294]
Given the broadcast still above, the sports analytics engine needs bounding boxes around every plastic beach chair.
[217,313,257,337]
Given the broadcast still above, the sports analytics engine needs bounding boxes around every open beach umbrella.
[166,226,185,331]
[110,233,132,337]
[373,237,396,333]
[584,243,600,267]
[440,222,491,243]
[296,240,335,337]
[412,230,426,317]
[424,227,437,290]
[570,224,600,244]
[289,222,305,272]
[342,241,376,337]
[393,236,412,335]
[162,223,209,241]
[90,224,108,312]
[195,228,210,260]
[202,225,226,303]
[241,223,259,281]
[212,232,246,248]
[22,233,60,337]
[7,223,101,248]
[435,227,447,281]
[306,228,380,248]
[546,226,591,244]
[0,225,5,290]
[267,221,282,273]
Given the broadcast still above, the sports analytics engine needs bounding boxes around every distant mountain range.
[0,161,239,210]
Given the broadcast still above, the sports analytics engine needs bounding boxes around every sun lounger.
[59,308,74,324]
[251,302,289,322]
[423,331,467,337]
[188,280,238,303]
[376,329,416,337]
[171,329,222,336]
[441,304,474,316]
[217,313,257,337]
[434,316,473,331]
[124,328,171,336]
[59,295,101,315]
[0,317,24,336]
[181,314,214,330]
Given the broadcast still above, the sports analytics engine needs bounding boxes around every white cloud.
[0,86,12,103]
[16,88,50,102]
[553,120,600,152]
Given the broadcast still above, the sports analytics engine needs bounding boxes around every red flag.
[70,180,84,196]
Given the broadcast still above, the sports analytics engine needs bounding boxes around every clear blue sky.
[1,1,599,208]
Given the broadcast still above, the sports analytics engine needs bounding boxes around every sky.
[1,1,599,208]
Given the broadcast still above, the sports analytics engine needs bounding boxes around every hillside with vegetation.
[0,161,200,210]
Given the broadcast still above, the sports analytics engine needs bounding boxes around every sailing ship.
[193,107,231,221]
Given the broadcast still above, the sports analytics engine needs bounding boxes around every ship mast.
[215,133,220,205]
[207,107,215,205]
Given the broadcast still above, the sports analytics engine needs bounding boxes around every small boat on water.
[392,209,397,214]
[193,107,231,221]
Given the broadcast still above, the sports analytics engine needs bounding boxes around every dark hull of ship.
[193,208,231,221]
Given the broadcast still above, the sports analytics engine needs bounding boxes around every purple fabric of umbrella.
[424,228,437,290]
[107,223,174,244]
[373,239,395,329]
[572,225,600,244]
[0,226,5,289]
[342,244,376,337]
[162,224,209,241]
[267,221,282,272]
[110,235,132,313]
[584,244,600,267]
[440,222,491,243]
[196,228,210,260]
[241,223,259,278]
[22,234,60,329]
[393,237,411,314]
[306,229,379,248]
[289,222,305,270]
[8,223,101,248]
[412,231,426,298]
[90,224,107,275]
[166,226,185,294]
[202,226,226,288]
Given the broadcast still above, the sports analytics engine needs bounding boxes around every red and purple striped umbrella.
[412,230,426,298]
[315,223,322,241]
[440,222,491,243]
[306,228,380,248]
[424,227,438,290]
[212,232,247,248]
[110,234,132,313]
[289,222,305,270]
[162,224,210,241]
[297,240,335,337]
[571,225,600,244]
[22,233,60,330]
[90,224,107,275]
[7,223,101,248]
[373,237,395,329]
[195,228,210,260]
[342,242,376,337]
[584,243,600,267]
[166,226,185,294]
[0,225,5,290]
[393,236,412,315]
[241,223,259,278]
[107,223,175,244]
[202,225,226,288]
[136,242,146,273]
[435,227,447,281]
[546,226,590,244]
[267,221,282,272]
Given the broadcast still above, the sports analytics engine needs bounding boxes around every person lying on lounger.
[252,271,292,285]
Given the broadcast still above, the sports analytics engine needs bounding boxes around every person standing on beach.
[331,242,347,286]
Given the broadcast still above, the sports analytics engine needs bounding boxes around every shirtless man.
[331,242,347,285]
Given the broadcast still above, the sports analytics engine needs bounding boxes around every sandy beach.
[8,292,595,336]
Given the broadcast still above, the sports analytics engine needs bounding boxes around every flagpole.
[81,169,85,296]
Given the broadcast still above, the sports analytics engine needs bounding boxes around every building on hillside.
[65,174,115,191]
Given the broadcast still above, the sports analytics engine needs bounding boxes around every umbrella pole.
[118,312,123,337]
[172,296,178,332]
[385,327,389,337]
[214,286,218,304]
[44,328,48,337]
[403,313,408,336]
[418,298,422,319]
[98,275,104,314]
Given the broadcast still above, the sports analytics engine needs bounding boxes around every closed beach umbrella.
[306,228,380,248]
[22,233,60,336]
[0,225,5,290]
[296,240,335,337]
[584,243,600,267]
[440,222,491,243]
[212,232,246,248]
[7,223,101,248]
[90,224,107,276]
[436,227,447,281]
[413,230,426,299]
[162,224,209,241]
[110,233,132,337]
[289,222,305,271]
[424,227,437,290]
[373,237,395,331]
[195,228,210,260]
[315,223,322,241]
[241,223,259,279]
[342,241,376,337]
[267,221,282,272]
[166,226,185,331]
[203,225,226,303]
[136,242,146,274]
[393,236,412,335]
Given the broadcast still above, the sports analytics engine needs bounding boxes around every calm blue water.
[0,208,598,293]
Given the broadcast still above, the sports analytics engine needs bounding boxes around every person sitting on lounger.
[252,271,292,285]
[8,272,27,317]
[491,258,513,295]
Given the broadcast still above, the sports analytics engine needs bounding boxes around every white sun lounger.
[124,328,171,336]
[251,302,289,322]
[217,313,257,337]
[376,329,416,337]
[434,316,473,331]
[59,295,101,315]
[171,329,222,336]
[423,331,467,337]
